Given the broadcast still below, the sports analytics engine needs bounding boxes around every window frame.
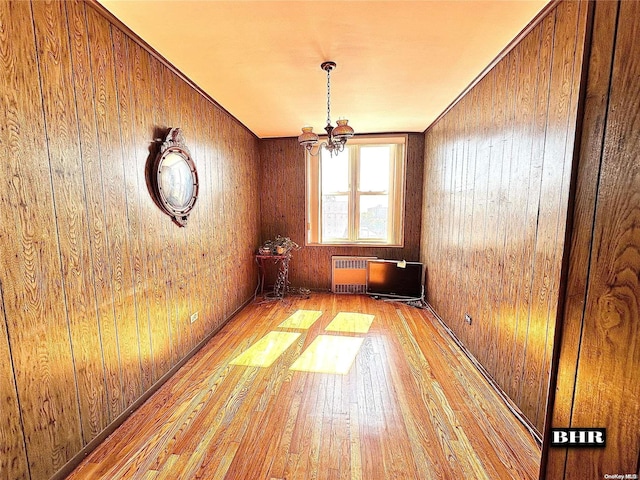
[305,134,407,247]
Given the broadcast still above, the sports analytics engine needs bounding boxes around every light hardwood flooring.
[67,294,540,479]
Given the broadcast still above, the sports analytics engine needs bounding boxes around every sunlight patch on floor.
[289,335,364,375]
[278,309,323,330]
[324,312,374,334]
[230,331,301,368]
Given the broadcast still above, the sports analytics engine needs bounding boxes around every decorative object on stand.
[151,127,199,227]
[255,236,306,301]
[298,61,355,157]
[257,235,300,256]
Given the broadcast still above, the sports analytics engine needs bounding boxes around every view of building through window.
[358,145,391,239]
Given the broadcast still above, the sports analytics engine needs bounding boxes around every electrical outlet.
[190,312,199,324]
[464,314,472,325]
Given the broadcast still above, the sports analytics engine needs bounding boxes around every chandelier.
[298,61,354,156]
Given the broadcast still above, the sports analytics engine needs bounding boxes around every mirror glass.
[158,151,194,211]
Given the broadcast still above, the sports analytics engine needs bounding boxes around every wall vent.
[331,256,376,294]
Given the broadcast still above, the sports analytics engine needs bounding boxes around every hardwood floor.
[67,294,540,479]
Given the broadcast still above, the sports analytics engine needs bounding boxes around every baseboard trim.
[424,302,542,446]
[51,295,255,480]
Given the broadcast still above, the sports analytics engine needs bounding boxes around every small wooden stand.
[255,254,290,299]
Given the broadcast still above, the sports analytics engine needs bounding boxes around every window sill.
[305,242,404,248]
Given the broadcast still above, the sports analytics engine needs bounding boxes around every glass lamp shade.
[298,126,319,146]
[332,119,354,140]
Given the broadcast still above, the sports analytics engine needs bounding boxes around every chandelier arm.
[305,140,329,157]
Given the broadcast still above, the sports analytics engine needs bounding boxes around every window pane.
[321,148,349,193]
[322,195,349,240]
[359,146,390,192]
[359,195,388,239]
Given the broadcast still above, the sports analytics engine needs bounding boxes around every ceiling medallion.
[298,61,355,156]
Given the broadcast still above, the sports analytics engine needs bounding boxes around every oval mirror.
[152,128,198,226]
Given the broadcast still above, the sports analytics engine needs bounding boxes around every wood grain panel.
[491,27,531,397]
[211,106,227,328]
[155,61,183,369]
[258,134,424,292]
[0,1,83,477]
[232,120,259,309]
[111,27,155,392]
[467,74,493,358]
[535,0,589,428]
[197,94,221,336]
[178,82,203,350]
[0,296,28,479]
[553,0,640,476]
[509,14,554,410]
[66,0,123,424]
[494,43,526,393]
[483,61,508,373]
[165,78,190,354]
[489,50,526,372]
[543,1,616,477]
[520,0,586,429]
[211,107,228,321]
[173,76,196,355]
[216,107,233,318]
[191,85,212,348]
[220,116,234,314]
[421,0,588,433]
[156,61,187,363]
[32,0,108,443]
[457,88,476,345]
[134,38,166,382]
[171,72,194,358]
[146,49,175,380]
[86,5,144,412]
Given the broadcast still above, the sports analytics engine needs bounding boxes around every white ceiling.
[98,0,550,138]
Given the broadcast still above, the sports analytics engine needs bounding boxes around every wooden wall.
[544,0,640,477]
[0,2,260,479]
[258,134,424,291]
[420,0,588,433]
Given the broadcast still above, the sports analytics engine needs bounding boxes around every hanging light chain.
[326,66,332,127]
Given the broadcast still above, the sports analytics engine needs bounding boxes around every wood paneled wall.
[544,1,640,477]
[258,134,424,291]
[0,2,260,479]
[420,0,588,433]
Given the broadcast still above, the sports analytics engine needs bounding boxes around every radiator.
[331,256,376,294]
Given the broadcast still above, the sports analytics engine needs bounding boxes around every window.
[306,135,406,246]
